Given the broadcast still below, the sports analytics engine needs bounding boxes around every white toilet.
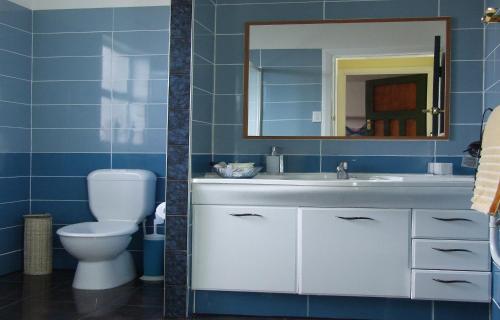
[57,169,157,290]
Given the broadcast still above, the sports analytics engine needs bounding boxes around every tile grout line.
[482,5,486,115]
[29,9,34,214]
[33,28,170,35]
[0,21,31,34]
[110,8,115,169]
[0,48,31,58]
[211,0,218,163]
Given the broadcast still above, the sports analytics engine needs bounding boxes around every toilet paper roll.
[155,202,166,220]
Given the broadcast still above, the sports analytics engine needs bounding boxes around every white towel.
[471,107,500,215]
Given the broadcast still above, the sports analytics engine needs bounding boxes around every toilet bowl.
[57,169,156,290]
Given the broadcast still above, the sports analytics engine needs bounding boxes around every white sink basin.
[255,173,404,181]
[196,172,473,187]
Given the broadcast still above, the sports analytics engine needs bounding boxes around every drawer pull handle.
[336,216,375,221]
[432,278,472,284]
[230,213,263,217]
[432,217,473,222]
[432,248,473,253]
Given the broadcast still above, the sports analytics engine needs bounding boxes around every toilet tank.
[87,169,157,223]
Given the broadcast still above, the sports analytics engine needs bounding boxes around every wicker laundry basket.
[24,214,52,275]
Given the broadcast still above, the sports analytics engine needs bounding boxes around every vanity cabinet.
[191,177,490,303]
[191,205,297,293]
[299,208,411,297]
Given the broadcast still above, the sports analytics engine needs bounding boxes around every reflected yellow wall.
[335,56,434,136]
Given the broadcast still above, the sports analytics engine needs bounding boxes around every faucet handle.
[338,161,348,170]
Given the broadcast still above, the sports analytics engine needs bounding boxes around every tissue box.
[427,162,453,175]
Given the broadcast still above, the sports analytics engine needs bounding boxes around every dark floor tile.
[0,282,26,300]
[0,300,83,320]
[121,285,164,307]
[0,279,56,302]
[80,305,163,319]
[189,317,295,320]
[0,272,25,283]
[0,270,74,286]
[0,298,17,310]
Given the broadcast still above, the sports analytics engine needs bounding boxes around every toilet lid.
[56,221,138,238]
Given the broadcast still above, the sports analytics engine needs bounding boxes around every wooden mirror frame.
[243,17,451,140]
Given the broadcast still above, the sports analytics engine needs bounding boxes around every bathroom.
[0,0,499,319]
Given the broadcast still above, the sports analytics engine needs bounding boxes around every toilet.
[57,169,157,290]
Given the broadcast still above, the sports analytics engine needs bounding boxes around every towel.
[471,107,500,215]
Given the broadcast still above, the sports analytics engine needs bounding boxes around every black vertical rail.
[432,35,441,136]
[164,0,192,318]
[439,52,446,134]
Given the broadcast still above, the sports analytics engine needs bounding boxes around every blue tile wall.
[485,0,500,318]
[31,5,170,270]
[0,0,31,275]
[189,0,487,177]
[189,0,490,319]
[191,0,215,177]
[194,290,489,320]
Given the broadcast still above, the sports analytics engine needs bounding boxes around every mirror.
[243,18,450,139]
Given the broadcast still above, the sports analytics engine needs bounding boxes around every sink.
[255,173,403,181]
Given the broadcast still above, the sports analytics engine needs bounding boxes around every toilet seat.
[57,221,138,238]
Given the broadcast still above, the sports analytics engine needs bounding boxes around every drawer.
[412,209,488,240]
[412,239,490,271]
[411,270,491,302]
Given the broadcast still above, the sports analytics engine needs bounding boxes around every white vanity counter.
[191,173,490,303]
[192,173,474,209]
[193,173,474,187]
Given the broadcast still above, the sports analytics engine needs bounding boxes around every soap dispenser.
[266,146,284,174]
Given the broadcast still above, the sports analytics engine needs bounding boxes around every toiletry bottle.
[266,146,284,174]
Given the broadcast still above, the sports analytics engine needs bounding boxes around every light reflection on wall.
[100,43,112,143]
[101,43,155,146]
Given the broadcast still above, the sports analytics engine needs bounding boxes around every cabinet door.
[299,208,411,297]
[192,205,297,293]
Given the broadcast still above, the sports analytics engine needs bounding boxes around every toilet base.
[73,251,136,290]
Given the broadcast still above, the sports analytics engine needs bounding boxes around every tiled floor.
[0,271,326,320]
[0,270,164,320]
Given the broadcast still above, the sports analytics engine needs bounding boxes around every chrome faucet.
[336,161,349,180]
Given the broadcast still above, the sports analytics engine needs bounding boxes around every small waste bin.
[141,232,165,281]
[24,214,52,275]
[140,203,165,281]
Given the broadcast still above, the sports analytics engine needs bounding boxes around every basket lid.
[24,213,52,219]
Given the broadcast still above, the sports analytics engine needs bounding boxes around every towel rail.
[489,216,500,267]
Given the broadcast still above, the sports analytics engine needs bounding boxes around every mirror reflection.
[245,18,449,139]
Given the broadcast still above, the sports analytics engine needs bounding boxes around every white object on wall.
[312,111,322,123]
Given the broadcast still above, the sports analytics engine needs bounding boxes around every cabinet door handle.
[230,213,263,217]
[432,248,473,253]
[432,217,472,222]
[432,278,472,284]
[336,216,375,221]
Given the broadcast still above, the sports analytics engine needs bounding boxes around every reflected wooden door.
[365,74,427,137]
